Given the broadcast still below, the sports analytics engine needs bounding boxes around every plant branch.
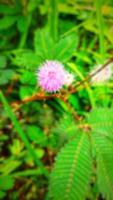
[0,58,113,110]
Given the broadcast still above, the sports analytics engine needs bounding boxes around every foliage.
[0,0,113,200]
[49,108,113,200]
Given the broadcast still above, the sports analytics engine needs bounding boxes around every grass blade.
[0,91,47,175]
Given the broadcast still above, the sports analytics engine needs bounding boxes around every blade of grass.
[61,22,84,38]
[19,14,31,48]
[12,169,43,177]
[95,0,105,62]
[46,0,58,41]
[0,91,48,176]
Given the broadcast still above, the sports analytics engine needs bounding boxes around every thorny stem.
[11,58,113,102]
[0,58,113,118]
[73,58,113,89]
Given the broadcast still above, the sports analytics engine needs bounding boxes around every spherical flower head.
[90,62,112,84]
[64,71,74,86]
[37,60,66,92]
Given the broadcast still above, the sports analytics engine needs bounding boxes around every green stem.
[12,169,43,177]
[19,14,31,48]
[47,0,58,41]
[68,63,96,108]
[95,0,105,62]
[61,22,84,38]
[0,91,47,175]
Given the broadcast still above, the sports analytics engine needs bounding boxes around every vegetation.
[0,0,113,200]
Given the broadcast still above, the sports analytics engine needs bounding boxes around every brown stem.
[1,58,113,110]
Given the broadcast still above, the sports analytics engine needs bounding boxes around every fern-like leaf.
[87,107,113,140]
[93,133,113,200]
[51,114,79,149]
[88,107,113,200]
[49,132,92,200]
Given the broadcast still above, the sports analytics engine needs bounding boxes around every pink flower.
[37,60,66,92]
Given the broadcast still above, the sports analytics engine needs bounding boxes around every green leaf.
[93,133,113,200]
[0,69,15,85]
[0,176,14,190]
[51,114,79,149]
[34,28,54,59]
[28,0,39,12]
[83,19,97,33]
[26,125,47,145]
[19,86,34,100]
[0,159,21,175]
[3,69,15,79]
[0,4,21,15]
[9,139,24,155]
[0,16,17,30]
[87,107,113,140]
[20,71,36,85]
[88,107,113,200]
[12,50,41,69]
[53,34,78,62]
[49,133,92,200]
[0,72,8,85]
[68,95,80,110]
[17,15,29,33]
[0,190,6,199]
[0,55,7,69]
[25,148,44,165]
